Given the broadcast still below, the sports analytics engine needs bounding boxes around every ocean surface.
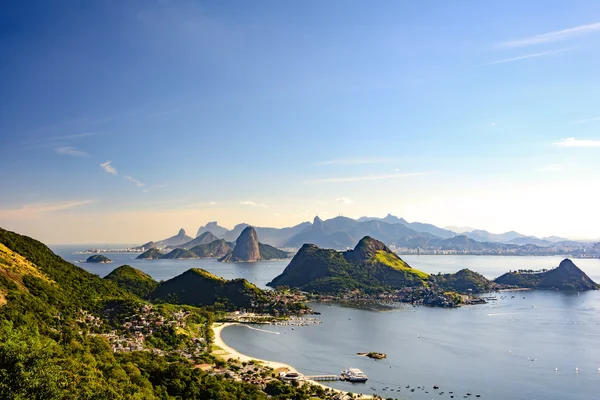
[56,245,600,399]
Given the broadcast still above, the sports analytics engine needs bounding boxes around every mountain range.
[145,214,590,254]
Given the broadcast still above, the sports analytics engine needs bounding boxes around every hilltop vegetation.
[495,259,598,290]
[160,248,198,260]
[150,268,266,310]
[190,239,232,258]
[268,236,430,293]
[86,254,111,263]
[104,265,159,298]
[136,248,163,259]
[434,269,496,294]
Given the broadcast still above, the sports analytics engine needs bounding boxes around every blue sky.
[1,0,600,243]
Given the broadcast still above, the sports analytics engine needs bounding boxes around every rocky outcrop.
[220,226,261,262]
[136,248,163,260]
[154,229,193,248]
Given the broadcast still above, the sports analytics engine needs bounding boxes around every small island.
[357,352,387,360]
[86,254,112,264]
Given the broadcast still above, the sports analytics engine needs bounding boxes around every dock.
[304,375,341,381]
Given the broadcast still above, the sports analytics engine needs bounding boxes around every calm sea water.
[56,245,600,399]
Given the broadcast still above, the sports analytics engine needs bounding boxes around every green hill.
[258,243,289,260]
[136,248,163,259]
[86,254,112,263]
[150,268,266,309]
[268,236,429,293]
[104,265,158,298]
[159,248,198,260]
[433,269,495,294]
[190,239,232,258]
[495,259,598,290]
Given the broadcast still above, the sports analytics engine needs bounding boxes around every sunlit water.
[56,245,600,399]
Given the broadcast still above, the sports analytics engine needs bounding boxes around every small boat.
[341,368,368,382]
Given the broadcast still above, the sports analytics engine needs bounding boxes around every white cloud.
[316,157,394,166]
[209,201,216,205]
[305,172,431,184]
[553,138,600,148]
[498,21,600,48]
[100,160,118,175]
[336,197,353,204]
[124,175,146,187]
[477,48,570,66]
[54,146,88,157]
[240,201,268,208]
[537,164,564,172]
[0,200,93,220]
[571,116,600,124]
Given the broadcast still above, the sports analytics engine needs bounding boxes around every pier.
[304,375,341,381]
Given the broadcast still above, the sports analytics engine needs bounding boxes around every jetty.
[304,375,341,381]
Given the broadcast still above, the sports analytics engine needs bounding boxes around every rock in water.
[220,226,261,262]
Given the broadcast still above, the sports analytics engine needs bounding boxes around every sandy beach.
[211,322,372,399]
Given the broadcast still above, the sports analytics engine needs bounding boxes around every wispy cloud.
[0,200,93,220]
[571,116,600,124]
[240,201,268,208]
[54,146,89,157]
[498,21,600,48]
[477,48,571,67]
[336,197,353,204]
[124,175,145,187]
[51,132,104,141]
[537,164,564,172]
[100,160,118,175]
[316,157,394,166]
[305,172,431,184]
[553,138,600,148]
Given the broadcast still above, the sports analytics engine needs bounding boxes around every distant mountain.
[166,232,219,250]
[219,226,261,262]
[154,228,193,248]
[494,259,598,291]
[86,254,111,263]
[543,236,570,243]
[196,221,229,238]
[149,268,266,309]
[104,265,158,298]
[136,248,163,259]
[258,243,289,259]
[218,226,288,262]
[356,214,456,239]
[189,239,232,258]
[132,241,156,251]
[465,230,525,243]
[284,216,424,250]
[160,248,198,260]
[444,225,476,234]
[268,236,430,293]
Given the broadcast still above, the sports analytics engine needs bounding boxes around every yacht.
[341,368,368,382]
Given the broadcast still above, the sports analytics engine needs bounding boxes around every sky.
[1,0,600,244]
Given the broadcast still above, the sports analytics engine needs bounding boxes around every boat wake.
[242,325,280,335]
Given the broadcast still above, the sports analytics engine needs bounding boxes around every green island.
[86,254,112,263]
[268,236,597,307]
[357,352,387,360]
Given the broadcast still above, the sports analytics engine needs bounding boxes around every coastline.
[211,322,372,399]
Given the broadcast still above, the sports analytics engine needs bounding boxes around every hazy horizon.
[2,1,600,244]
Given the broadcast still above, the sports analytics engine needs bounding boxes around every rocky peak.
[345,236,392,262]
[313,216,324,232]
[177,228,187,236]
[229,226,260,262]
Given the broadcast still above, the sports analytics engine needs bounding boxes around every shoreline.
[212,322,372,399]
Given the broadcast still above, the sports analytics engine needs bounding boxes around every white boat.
[341,368,368,382]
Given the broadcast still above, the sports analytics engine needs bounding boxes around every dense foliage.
[0,228,325,399]
[190,240,232,258]
[433,269,495,294]
[494,259,598,290]
[257,243,288,260]
[268,237,430,293]
[104,265,159,299]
